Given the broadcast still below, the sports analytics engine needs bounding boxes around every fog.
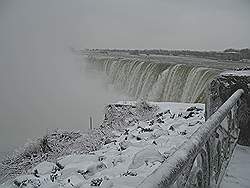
[0,0,129,155]
[0,0,249,155]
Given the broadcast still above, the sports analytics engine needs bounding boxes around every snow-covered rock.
[32,161,56,175]
[128,146,165,170]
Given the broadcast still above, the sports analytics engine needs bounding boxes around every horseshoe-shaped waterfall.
[86,55,222,103]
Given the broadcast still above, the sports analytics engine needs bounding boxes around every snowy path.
[221,145,250,188]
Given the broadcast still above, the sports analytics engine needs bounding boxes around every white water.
[87,56,222,103]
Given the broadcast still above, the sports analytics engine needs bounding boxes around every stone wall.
[206,70,250,145]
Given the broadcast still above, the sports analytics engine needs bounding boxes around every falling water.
[86,55,222,103]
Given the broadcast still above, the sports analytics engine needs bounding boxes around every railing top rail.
[138,89,244,188]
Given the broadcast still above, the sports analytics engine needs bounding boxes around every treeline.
[87,48,250,61]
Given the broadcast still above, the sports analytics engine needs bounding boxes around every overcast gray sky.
[1,0,249,51]
[0,0,249,154]
[82,0,250,50]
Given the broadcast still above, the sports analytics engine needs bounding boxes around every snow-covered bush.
[102,100,158,130]
[0,130,83,184]
[134,99,159,121]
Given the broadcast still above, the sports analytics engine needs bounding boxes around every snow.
[0,101,205,188]
[221,70,250,77]
[32,161,56,175]
[221,145,250,188]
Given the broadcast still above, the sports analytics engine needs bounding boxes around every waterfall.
[86,56,221,103]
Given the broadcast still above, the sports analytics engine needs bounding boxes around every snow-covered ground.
[0,101,205,188]
[2,101,248,188]
[221,145,250,188]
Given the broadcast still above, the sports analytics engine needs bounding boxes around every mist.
[0,0,128,155]
[0,0,249,155]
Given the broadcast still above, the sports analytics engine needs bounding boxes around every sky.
[0,0,249,154]
[1,0,249,51]
[82,0,250,50]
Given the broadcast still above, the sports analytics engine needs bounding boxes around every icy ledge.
[0,101,204,188]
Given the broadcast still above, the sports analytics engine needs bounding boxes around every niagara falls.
[0,0,250,187]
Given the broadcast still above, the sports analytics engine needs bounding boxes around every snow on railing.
[138,89,244,188]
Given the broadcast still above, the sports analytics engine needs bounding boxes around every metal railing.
[138,89,244,188]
